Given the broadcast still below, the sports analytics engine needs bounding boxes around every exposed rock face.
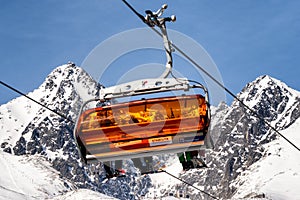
[170,75,300,199]
[209,101,229,144]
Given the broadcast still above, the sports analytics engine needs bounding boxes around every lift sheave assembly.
[74,2,212,172]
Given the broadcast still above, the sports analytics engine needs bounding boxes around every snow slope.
[233,118,300,200]
[146,155,183,199]
[51,189,118,200]
[0,97,41,150]
[0,151,118,200]
[0,150,72,200]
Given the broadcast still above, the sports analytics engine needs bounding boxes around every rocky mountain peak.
[37,63,100,108]
[234,75,300,129]
[238,75,298,106]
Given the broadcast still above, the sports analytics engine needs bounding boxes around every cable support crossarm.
[0,81,74,124]
[121,0,300,153]
[162,170,219,199]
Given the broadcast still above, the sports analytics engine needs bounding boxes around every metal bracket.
[144,4,176,78]
[100,78,189,100]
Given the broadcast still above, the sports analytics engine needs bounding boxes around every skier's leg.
[178,152,187,170]
[185,151,193,169]
[103,161,114,178]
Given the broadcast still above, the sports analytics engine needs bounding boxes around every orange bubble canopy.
[75,94,209,163]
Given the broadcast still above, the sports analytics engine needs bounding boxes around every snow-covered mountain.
[0,64,151,200]
[0,63,98,153]
[157,75,300,199]
[0,64,300,200]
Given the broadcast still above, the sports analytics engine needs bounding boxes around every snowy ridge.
[0,97,41,151]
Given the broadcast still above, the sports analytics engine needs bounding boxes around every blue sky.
[1,0,300,105]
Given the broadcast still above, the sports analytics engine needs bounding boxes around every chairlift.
[74,3,212,175]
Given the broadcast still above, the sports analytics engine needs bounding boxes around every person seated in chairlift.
[178,151,199,170]
[96,100,110,108]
